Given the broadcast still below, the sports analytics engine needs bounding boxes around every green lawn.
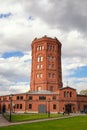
[0,116,87,130]
[4,113,63,122]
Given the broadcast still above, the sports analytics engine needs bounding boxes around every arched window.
[42,46,44,50]
[41,56,43,62]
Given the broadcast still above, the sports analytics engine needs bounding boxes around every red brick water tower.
[30,36,63,92]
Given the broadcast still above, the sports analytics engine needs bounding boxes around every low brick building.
[0,36,87,113]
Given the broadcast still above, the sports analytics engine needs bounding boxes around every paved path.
[0,113,85,127]
[0,114,10,127]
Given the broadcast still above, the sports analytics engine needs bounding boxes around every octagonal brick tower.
[30,36,63,92]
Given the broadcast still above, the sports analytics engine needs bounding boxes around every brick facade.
[0,36,87,113]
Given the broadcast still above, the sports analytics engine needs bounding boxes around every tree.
[79,90,87,95]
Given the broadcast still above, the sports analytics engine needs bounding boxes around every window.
[70,92,72,97]
[41,56,43,62]
[50,86,53,91]
[20,96,23,100]
[52,56,55,61]
[52,73,55,78]
[37,57,40,62]
[37,65,39,69]
[40,73,43,78]
[17,96,19,100]
[20,104,22,109]
[38,86,41,91]
[52,46,54,51]
[36,74,39,78]
[29,104,32,109]
[52,64,54,68]
[29,96,32,100]
[37,47,39,51]
[53,96,56,100]
[64,91,66,97]
[40,46,42,50]
[17,104,19,109]
[48,73,51,78]
[39,96,46,100]
[40,64,43,69]
[42,46,44,50]
[47,56,50,61]
[53,104,56,109]
[48,64,51,68]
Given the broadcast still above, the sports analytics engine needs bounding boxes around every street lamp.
[9,94,13,122]
[48,98,50,118]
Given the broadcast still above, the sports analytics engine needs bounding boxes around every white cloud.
[0,0,87,95]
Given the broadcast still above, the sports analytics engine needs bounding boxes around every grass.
[0,116,87,130]
[4,113,63,122]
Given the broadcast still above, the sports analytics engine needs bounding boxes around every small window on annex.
[64,91,67,97]
[39,96,46,100]
[53,96,56,100]
[29,104,32,109]
[17,96,19,100]
[29,96,33,100]
[20,96,23,100]
[70,92,72,97]
[53,104,56,109]
[20,104,22,109]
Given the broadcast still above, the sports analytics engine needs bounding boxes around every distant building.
[0,36,87,113]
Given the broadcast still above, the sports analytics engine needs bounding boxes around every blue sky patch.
[28,16,34,21]
[0,12,12,19]
[2,51,24,58]
[71,66,87,78]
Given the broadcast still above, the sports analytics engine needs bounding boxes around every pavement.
[0,113,85,127]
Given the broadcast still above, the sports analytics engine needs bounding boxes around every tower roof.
[32,35,62,46]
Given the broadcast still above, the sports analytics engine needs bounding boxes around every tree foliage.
[79,90,87,95]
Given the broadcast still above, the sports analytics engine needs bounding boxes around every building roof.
[27,90,57,95]
[60,86,76,91]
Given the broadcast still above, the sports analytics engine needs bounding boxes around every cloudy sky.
[0,0,87,95]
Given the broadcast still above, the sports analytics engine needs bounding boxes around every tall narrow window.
[20,104,22,109]
[37,57,40,62]
[52,73,55,78]
[48,73,51,78]
[40,73,43,78]
[40,64,43,69]
[70,92,72,97]
[41,56,43,62]
[42,46,44,50]
[50,86,53,91]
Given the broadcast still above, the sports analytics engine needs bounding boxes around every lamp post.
[9,94,13,122]
[48,98,50,118]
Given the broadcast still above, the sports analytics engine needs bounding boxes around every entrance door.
[65,104,71,113]
[38,105,46,113]
[2,104,6,113]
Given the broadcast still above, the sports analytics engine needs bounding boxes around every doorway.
[65,104,71,113]
[38,104,46,113]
